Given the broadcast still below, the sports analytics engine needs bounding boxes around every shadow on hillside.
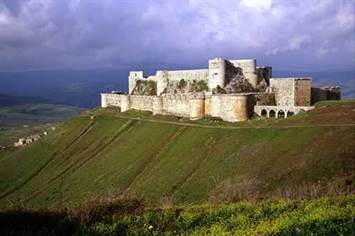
[0,197,144,236]
[274,217,354,236]
[0,210,78,236]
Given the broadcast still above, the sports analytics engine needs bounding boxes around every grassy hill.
[0,101,354,209]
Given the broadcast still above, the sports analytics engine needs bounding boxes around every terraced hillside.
[0,101,354,208]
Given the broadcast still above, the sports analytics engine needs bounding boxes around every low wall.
[101,93,125,108]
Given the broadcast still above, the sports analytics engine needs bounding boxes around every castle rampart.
[101,57,340,122]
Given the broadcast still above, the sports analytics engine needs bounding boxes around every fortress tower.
[101,57,337,123]
[229,59,258,88]
[129,71,143,94]
[208,58,226,90]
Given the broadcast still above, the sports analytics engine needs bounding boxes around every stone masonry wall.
[101,93,124,108]
[219,94,251,122]
[311,87,341,105]
[229,59,258,88]
[101,93,252,122]
[270,78,311,106]
[129,95,154,111]
[270,78,295,106]
[205,94,221,117]
[161,94,190,116]
[165,69,208,81]
[295,79,311,106]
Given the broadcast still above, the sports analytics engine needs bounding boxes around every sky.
[0,0,354,72]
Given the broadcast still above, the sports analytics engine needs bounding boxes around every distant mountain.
[0,94,48,107]
[0,94,82,128]
[0,68,353,109]
[0,69,128,108]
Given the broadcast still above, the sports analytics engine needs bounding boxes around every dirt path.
[115,116,355,130]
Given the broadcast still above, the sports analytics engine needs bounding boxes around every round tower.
[189,93,205,120]
[208,58,226,91]
[120,95,130,112]
[101,93,108,108]
[152,96,163,115]
[220,94,249,122]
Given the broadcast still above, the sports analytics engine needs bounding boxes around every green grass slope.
[0,101,354,208]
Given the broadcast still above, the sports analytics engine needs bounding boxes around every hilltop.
[0,100,353,209]
[0,69,353,109]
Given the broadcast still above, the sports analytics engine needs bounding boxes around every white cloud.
[240,0,273,10]
[0,0,353,71]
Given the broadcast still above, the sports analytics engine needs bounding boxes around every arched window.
[287,111,294,117]
[269,110,276,118]
[261,109,267,117]
[278,110,285,118]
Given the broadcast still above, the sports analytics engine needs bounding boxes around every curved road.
[115,115,355,130]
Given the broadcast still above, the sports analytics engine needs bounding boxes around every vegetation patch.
[131,80,157,95]
[0,196,353,235]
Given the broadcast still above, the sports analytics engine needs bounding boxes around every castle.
[101,58,340,122]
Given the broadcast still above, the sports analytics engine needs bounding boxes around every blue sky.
[0,0,354,71]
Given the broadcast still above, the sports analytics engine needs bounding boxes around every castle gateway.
[101,58,340,122]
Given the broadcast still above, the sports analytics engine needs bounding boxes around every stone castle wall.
[219,94,254,122]
[229,59,258,88]
[129,58,262,96]
[101,93,253,122]
[129,95,154,111]
[295,79,311,106]
[101,58,337,123]
[161,94,191,116]
[270,78,295,106]
[164,69,208,81]
[311,87,341,105]
[101,93,124,108]
[270,78,311,107]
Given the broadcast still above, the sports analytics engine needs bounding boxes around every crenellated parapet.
[101,57,340,122]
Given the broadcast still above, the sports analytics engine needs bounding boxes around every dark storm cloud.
[0,0,353,71]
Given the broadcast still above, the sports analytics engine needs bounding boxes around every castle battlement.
[101,58,340,122]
